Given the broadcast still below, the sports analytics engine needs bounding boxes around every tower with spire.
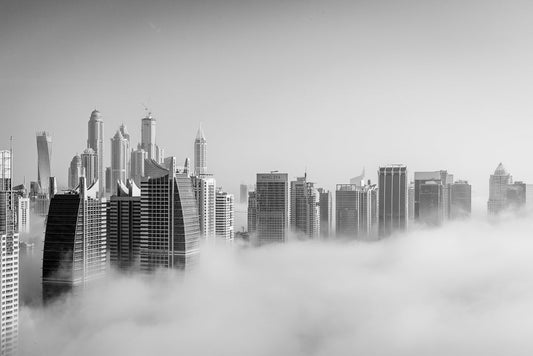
[87,109,105,196]
[194,125,207,176]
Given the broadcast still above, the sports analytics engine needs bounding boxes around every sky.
[19,213,533,355]
[2,0,533,215]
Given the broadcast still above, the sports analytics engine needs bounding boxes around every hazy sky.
[2,0,533,213]
[20,215,533,355]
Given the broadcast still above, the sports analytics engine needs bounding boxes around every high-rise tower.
[215,188,234,240]
[141,113,165,163]
[68,154,83,189]
[290,175,320,238]
[80,148,97,186]
[378,165,408,237]
[317,188,332,238]
[110,129,129,195]
[87,110,105,195]
[488,163,512,215]
[42,176,106,302]
[140,159,200,271]
[131,144,147,186]
[256,172,289,244]
[36,131,52,193]
[194,126,207,176]
[191,175,216,238]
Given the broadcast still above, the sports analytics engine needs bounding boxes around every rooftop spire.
[196,123,206,141]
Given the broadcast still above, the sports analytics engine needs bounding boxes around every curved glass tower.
[36,131,52,192]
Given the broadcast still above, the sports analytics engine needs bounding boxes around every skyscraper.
[488,163,512,215]
[256,172,289,244]
[36,131,52,193]
[16,196,30,235]
[194,126,207,176]
[191,175,216,238]
[247,191,257,234]
[414,170,453,222]
[450,180,472,219]
[0,147,18,356]
[131,144,147,186]
[68,154,83,189]
[418,181,445,226]
[215,188,234,240]
[335,182,378,239]
[378,165,408,237]
[290,175,320,238]
[140,159,200,271]
[141,113,165,163]
[507,181,526,208]
[317,188,332,238]
[119,123,131,178]
[240,184,248,204]
[108,180,141,270]
[80,148,97,186]
[87,109,105,195]
[110,129,129,195]
[42,176,106,302]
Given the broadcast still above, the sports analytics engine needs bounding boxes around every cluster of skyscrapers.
[0,111,530,355]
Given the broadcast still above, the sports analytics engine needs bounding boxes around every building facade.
[378,165,408,237]
[488,163,513,214]
[256,172,289,244]
[290,176,319,238]
[68,154,83,189]
[140,159,200,271]
[191,175,216,238]
[131,144,147,186]
[81,148,98,187]
[194,126,207,176]
[36,131,52,193]
[215,189,234,240]
[110,129,129,195]
[247,191,257,234]
[336,182,378,239]
[450,180,472,219]
[317,188,332,238]
[87,109,105,195]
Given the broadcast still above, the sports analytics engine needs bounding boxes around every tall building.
[0,147,18,356]
[108,180,141,270]
[141,113,164,163]
[191,175,216,238]
[507,181,526,208]
[140,159,200,271]
[378,165,408,237]
[42,177,106,302]
[418,181,445,226]
[414,170,453,222]
[488,163,512,215]
[335,182,378,239]
[81,148,98,186]
[110,129,129,195]
[317,188,332,238]
[450,180,472,219]
[290,175,319,238]
[119,123,131,178]
[256,172,289,244]
[105,167,111,194]
[131,144,147,186]
[247,191,257,234]
[36,131,52,193]
[16,197,30,235]
[194,126,207,176]
[68,154,83,189]
[240,184,248,204]
[408,182,415,221]
[87,109,105,195]
[215,189,234,240]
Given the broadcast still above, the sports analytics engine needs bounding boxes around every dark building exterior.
[42,177,106,303]
[378,165,408,237]
[336,182,378,239]
[317,188,332,238]
[107,180,141,270]
[507,181,526,208]
[450,180,472,219]
[418,181,444,226]
[140,159,200,271]
[290,175,319,238]
[247,191,257,234]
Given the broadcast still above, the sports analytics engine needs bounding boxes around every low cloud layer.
[20,215,533,356]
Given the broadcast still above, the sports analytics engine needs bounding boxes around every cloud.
[19,214,533,356]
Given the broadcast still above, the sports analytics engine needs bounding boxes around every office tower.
[141,113,161,162]
[336,182,378,239]
[68,154,83,189]
[240,184,248,204]
[194,126,207,176]
[140,159,200,271]
[0,146,18,356]
[87,109,105,195]
[119,124,131,178]
[290,175,320,238]
[507,181,526,208]
[81,148,98,186]
[110,129,129,195]
[191,175,216,238]
[450,180,472,219]
[247,191,257,234]
[378,165,408,237]
[418,181,445,226]
[36,131,52,193]
[108,180,141,270]
[317,188,332,238]
[35,177,55,217]
[414,170,453,222]
[131,144,147,186]
[256,172,289,244]
[488,163,512,215]
[183,158,191,177]
[16,197,30,234]
[408,183,415,221]
[42,176,106,302]
[215,189,234,240]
